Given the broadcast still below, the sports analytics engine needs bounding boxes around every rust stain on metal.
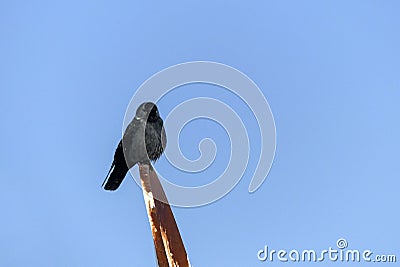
[139,164,191,267]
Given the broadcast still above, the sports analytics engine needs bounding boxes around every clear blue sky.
[1,1,399,266]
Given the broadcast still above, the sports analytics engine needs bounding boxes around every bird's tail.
[102,162,129,191]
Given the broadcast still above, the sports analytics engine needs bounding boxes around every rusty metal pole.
[139,164,191,267]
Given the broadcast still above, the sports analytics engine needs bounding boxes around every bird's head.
[136,102,160,122]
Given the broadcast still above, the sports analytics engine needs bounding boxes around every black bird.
[102,102,166,191]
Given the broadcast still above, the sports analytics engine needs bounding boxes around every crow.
[102,102,166,191]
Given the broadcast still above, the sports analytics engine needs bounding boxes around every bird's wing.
[123,117,140,140]
[161,124,167,150]
[122,117,146,167]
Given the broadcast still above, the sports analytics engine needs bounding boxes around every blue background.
[1,1,399,266]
